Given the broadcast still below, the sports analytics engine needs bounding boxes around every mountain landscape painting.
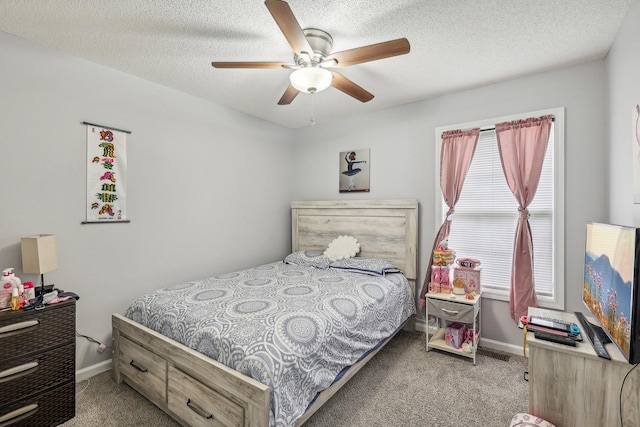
[584,247,633,355]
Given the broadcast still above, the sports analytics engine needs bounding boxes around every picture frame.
[339,149,370,193]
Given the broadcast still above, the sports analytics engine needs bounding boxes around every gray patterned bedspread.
[125,260,416,427]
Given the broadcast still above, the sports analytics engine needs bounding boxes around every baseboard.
[479,337,527,357]
[76,359,112,382]
[415,318,527,357]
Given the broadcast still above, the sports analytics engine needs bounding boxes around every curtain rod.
[440,116,555,138]
[479,116,555,133]
[82,121,132,134]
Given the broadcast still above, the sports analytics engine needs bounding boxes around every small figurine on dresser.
[429,240,455,293]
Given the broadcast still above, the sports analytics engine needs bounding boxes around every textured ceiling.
[0,0,633,129]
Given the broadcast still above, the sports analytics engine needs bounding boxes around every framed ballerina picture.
[339,149,370,193]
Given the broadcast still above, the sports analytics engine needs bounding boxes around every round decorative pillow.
[324,235,360,261]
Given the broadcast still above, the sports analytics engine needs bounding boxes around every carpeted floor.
[63,331,529,426]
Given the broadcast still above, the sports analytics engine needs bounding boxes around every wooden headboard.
[291,199,418,290]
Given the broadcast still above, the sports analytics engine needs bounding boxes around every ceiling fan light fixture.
[290,67,332,94]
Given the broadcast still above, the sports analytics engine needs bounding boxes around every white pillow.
[324,235,360,261]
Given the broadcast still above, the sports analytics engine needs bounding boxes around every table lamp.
[21,234,58,296]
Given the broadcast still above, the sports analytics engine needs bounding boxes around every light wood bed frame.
[112,199,418,426]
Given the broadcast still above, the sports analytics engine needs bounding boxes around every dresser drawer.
[0,379,74,427]
[168,366,244,427]
[0,301,75,359]
[118,336,167,404]
[427,298,474,323]
[0,343,75,406]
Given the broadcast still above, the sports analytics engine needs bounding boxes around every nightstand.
[425,292,481,364]
[0,300,76,426]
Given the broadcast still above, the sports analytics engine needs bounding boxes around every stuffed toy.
[460,329,477,353]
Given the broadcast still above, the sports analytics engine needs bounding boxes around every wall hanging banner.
[84,123,129,223]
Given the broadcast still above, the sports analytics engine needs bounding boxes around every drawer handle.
[0,362,39,383]
[0,320,39,338]
[129,360,148,373]
[187,398,214,420]
[0,403,38,426]
[441,308,459,315]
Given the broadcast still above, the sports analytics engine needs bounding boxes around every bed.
[112,199,418,427]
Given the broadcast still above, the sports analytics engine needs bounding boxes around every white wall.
[292,60,609,348]
[0,31,295,370]
[3,0,636,367]
[607,0,640,226]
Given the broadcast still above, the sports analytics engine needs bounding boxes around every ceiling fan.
[211,0,410,105]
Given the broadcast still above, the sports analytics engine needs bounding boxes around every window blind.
[443,126,555,298]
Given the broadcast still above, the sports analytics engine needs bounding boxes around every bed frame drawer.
[427,298,474,323]
[118,336,167,404]
[168,366,244,427]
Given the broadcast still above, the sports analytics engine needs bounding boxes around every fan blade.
[265,0,313,56]
[212,61,293,69]
[278,84,300,105]
[331,72,374,103]
[326,38,410,68]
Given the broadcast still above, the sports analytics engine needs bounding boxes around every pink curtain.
[495,115,553,321]
[418,128,479,308]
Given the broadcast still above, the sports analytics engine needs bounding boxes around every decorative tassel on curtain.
[418,128,480,308]
[495,114,553,322]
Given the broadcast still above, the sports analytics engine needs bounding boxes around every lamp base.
[36,284,55,297]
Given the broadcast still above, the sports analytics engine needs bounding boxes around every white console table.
[526,307,640,427]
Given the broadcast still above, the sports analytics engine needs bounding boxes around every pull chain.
[310,93,316,127]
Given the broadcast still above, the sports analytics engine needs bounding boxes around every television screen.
[583,222,640,363]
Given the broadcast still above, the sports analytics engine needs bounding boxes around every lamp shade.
[21,234,58,274]
[290,67,333,94]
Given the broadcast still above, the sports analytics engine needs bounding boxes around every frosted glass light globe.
[290,67,333,93]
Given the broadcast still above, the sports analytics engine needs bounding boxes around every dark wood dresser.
[0,300,76,426]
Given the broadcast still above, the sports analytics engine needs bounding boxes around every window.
[435,108,564,309]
